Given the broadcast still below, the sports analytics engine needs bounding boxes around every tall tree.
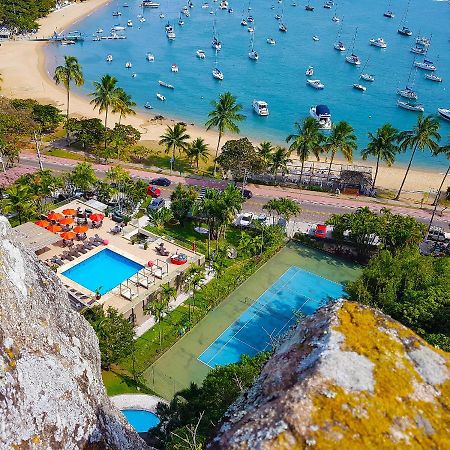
[205,92,246,176]
[90,74,120,149]
[1,184,36,224]
[257,141,274,168]
[269,146,292,178]
[159,122,190,169]
[286,117,324,184]
[112,88,136,125]
[361,124,399,190]
[323,121,357,181]
[395,115,441,200]
[186,137,210,170]
[53,56,84,143]
[69,162,97,193]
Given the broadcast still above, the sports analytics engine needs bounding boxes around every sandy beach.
[0,0,445,194]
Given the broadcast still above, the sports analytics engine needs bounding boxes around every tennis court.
[198,266,344,368]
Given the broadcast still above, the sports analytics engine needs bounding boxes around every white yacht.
[249,49,258,60]
[397,87,418,100]
[437,108,450,122]
[252,100,269,116]
[146,52,155,61]
[111,25,125,31]
[142,1,160,7]
[398,26,412,36]
[410,46,427,55]
[212,67,224,80]
[171,64,179,72]
[397,100,424,112]
[156,93,166,101]
[360,73,375,82]
[353,83,367,92]
[125,61,132,68]
[196,49,206,59]
[334,41,345,51]
[414,59,436,71]
[167,29,176,40]
[310,104,332,130]
[312,35,320,41]
[158,80,174,89]
[332,15,340,22]
[305,66,314,76]
[267,37,276,44]
[248,27,255,33]
[106,54,113,62]
[369,37,387,48]
[425,73,442,82]
[346,53,361,65]
[307,79,325,89]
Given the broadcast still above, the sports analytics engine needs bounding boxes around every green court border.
[144,242,361,399]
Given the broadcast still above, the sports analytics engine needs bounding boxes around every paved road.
[20,154,449,229]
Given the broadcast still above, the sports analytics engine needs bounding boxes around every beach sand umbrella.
[89,213,104,222]
[47,212,63,221]
[60,231,76,240]
[35,220,50,228]
[59,217,74,225]
[73,225,89,233]
[62,208,77,216]
[47,224,62,233]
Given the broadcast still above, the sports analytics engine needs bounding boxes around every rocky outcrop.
[0,217,151,449]
[209,301,450,449]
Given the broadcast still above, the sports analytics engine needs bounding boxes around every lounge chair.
[69,249,81,257]
[130,273,154,289]
[50,257,65,266]
[61,252,74,261]
[75,245,88,254]
[88,237,102,247]
[83,241,95,250]
[120,285,138,300]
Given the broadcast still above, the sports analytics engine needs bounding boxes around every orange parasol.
[47,224,62,233]
[35,220,50,228]
[47,212,63,221]
[60,231,76,240]
[89,213,104,222]
[59,217,74,225]
[73,225,88,233]
[62,208,77,216]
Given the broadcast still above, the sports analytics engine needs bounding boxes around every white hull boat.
[397,87,418,100]
[414,60,436,71]
[212,68,224,80]
[353,83,366,92]
[369,37,387,48]
[305,66,314,76]
[334,41,345,51]
[397,100,424,112]
[310,104,332,130]
[360,73,375,82]
[196,49,206,59]
[346,53,361,65]
[156,93,166,101]
[146,53,155,61]
[158,80,174,89]
[252,100,269,116]
[307,79,325,89]
[425,73,442,82]
[437,108,450,122]
[106,54,113,62]
[267,37,276,44]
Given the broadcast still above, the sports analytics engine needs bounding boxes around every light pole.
[33,130,44,171]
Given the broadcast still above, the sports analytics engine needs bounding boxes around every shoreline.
[0,0,446,194]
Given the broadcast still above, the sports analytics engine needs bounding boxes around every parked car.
[150,177,171,187]
[314,224,328,239]
[146,185,161,198]
[427,226,450,243]
[239,212,254,227]
[148,198,165,211]
[242,189,253,199]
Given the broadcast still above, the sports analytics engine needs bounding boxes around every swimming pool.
[198,266,344,368]
[61,249,143,295]
[121,409,160,433]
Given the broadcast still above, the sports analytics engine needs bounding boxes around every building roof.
[13,222,61,252]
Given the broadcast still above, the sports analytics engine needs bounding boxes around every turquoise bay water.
[46,0,450,170]
[61,248,143,294]
[121,409,160,433]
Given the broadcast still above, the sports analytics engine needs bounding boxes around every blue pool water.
[121,409,160,433]
[198,266,344,368]
[61,248,143,294]
[46,0,450,170]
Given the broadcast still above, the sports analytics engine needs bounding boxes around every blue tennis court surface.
[198,266,344,368]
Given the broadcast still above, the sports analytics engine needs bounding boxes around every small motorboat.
[275,14,281,19]
[312,35,320,41]
[123,2,129,6]
[397,100,424,112]
[437,108,450,122]
[196,49,206,59]
[139,17,146,22]
[111,25,125,31]
[106,54,113,62]
[202,2,209,8]
[156,93,166,101]
[212,67,224,80]
[310,104,332,129]
[334,41,345,51]
[252,100,269,116]
[279,23,288,32]
[425,73,442,82]
[228,8,233,13]
[127,20,133,27]
[112,11,122,17]
[165,22,172,31]
[397,87,418,100]
[60,40,76,46]
[159,13,165,18]
[146,52,155,61]
[332,15,340,22]
[248,49,259,60]
[212,37,222,50]
[414,59,436,71]
[416,36,430,46]
[305,66,314,76]
[369,37,387,48]
[96,28,104,34]
[360,73,375,82]
[346,53,361,65]
[410,46,427,55]
[142,1,160,7]
[383,10,395,18]
[158,80,174,89]
[131,73,137,78]
[167,30,176,40]
[305,4,314,11]
[323,1,333,9]
[307,79,325,89]
[248,27,255,33]
[267,37,276,45]
[125,61,132,68]
[171,63,179,72]
[178,18,184,26]
[353,83,367,92]
[247,16,254,22]
[398,26,412,36]
[241,19,248,26]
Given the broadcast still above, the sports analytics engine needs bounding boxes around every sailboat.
[384,0,395,18]
[248,30,258,60]
[333,19,345,51]
[211,19,222,50]
[398,0,412,36]
[360,59,375,82]
[345,28,361,65]
[212,50,224,80]
[397,63,418,100]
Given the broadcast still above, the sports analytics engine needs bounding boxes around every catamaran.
[146,52,155,61]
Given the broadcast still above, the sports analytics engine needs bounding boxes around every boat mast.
[400,0,411,27]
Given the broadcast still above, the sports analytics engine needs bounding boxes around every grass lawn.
[45,148,88,161]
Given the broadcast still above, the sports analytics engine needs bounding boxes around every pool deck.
[36,200,204,324]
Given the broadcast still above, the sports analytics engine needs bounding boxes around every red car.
[314,224,327,239]
[146,185,161,198]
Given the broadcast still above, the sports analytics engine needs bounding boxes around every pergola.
[13,222,61,253]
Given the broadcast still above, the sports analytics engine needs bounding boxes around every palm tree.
[186,137,209,170]
[270,146,292,179]
[90,74,120,149]
[395,115,441,200]
[323,121,357,181]
[205,92,246,176]
[184,264,206,322]
[69,162,97,193]
[159,122,190,170]
[257,141,274,167]
[53,56,84,142]
[286,117,324,184]
[361,124,400,190]
[2,184,36,224]
[112,88,136,124]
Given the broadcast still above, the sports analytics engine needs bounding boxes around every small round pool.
[121,409,160,433]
